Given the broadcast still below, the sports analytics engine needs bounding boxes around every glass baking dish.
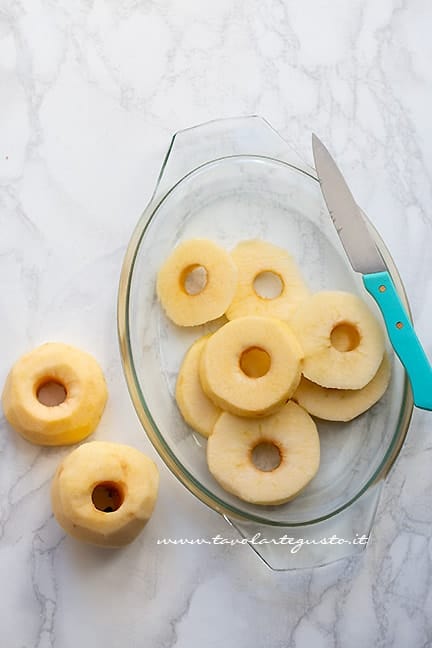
[118,116,413,569]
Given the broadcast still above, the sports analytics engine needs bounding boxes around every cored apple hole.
[251,442,282,472]
[253,271,283,299]
[92,482,124,513]
[240,347,271,378]
[181,265,208,295]
[37,380,67,407]
[330,322,360,352]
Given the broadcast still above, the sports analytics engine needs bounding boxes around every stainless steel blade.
[312,134,386,275]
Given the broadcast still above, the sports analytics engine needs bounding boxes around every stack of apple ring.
[157,238,391,506]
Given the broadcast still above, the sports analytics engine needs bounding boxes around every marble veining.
[1,1,432,646]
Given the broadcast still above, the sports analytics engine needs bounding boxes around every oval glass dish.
[118,116,413,570]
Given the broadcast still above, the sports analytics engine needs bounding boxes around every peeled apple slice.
[226,240,310,320]
[289,291,385,390]
[175,335,221,438]
[207,401,320,505]
[200,316,303,417]
[156,238,237,326]
[293,354,391,422]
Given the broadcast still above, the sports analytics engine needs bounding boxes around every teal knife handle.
[363,271,432,411]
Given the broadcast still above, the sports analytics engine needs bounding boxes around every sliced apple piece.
[207,401,320,505]
[200,316,303,417]
[157,238,237,326]
[293,354,391,421]
[289,291,385,389]
[176,335,221,437]
[226,240,310,320]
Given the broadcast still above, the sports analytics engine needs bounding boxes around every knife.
[312,133,432,411]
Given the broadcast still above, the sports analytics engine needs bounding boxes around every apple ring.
[199,316,303,417]
[51,442,159,547]
[156,238,237,326]
[207,402,320,505]
[293,354,391,422]
[289,291,385,389]
[175,335,221,438]
[2,342,108,446]
[226,240,310,320]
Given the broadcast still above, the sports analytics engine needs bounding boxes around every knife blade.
[312,133,432,411]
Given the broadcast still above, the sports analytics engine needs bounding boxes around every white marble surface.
[1,1,432,646]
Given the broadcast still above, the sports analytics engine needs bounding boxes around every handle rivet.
[396,321,404,329]
[379,285,386,293]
